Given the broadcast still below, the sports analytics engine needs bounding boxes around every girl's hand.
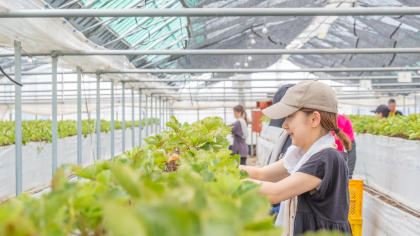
[241,178,263,184]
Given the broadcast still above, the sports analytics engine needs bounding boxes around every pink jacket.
[330,114,355,151]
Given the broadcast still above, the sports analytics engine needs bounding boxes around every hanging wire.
[0,66,23,87]
[134,17,152,45]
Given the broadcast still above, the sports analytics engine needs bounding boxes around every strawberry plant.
[348,114,420,140]
[0,116,344,236]
[0,118,159,146]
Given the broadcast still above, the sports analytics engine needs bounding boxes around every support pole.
[166,100,169,129]
[96,73,101,160]
[14,40,22,196]
[77,67,82,166]
[52,56,58,175]
[404,96,406,115]
[131,88,135,147]
[122,82,126,152]
[111,80,115,157]
[155,96,158,134]
[415,94,417,114]
[250,92,253,157]
[145,95,149,136]
[139,89,142,146]
[150,95,154,134]
[224,81,226,124]
[162,99,165,130]
[197,109,199,121]
[159,97,162,133]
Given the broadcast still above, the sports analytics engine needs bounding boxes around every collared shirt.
[389,110,403,116]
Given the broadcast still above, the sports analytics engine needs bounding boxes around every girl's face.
[282,110,324,152]
[233,110,242,119]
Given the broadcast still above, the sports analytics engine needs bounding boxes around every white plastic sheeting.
[256,121,282,167]
[0,0,167,94]
[362,191,420,236]
[256,137,275,167]
[354,134,420,212]
[0,126,151,200]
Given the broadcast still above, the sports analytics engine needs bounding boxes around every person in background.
[229,105,249,165]
[264,84,295,215]
[331,114,357,179]
[388,99,403,116]
[373,105,390,119]
[265,84,295,166]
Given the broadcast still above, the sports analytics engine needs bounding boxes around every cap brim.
[262,102,300,120]
[268,118,286,128]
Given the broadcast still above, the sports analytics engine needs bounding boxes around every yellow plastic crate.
[349,218,363,236]
[348,180,363,219]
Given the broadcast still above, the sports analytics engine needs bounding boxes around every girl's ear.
[311,111,321,128]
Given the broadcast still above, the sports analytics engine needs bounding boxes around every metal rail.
[4,66,420,76]
[3,48,420,57]
[2,8,420,18]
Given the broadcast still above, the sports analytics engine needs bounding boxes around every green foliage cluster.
[0,116,281,236]
[0,118,159,146]
[348,114,420,140]
[260,116,271,123]
[0,116,346,236]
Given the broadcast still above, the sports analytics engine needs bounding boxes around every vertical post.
[151,95,154,134]
[14,40,22,196]
[166,100,169,129]
[155,96,158,134]
[404,96,406,115]
[145,95,149,136]
[250,91,253,157]
[159,97,162,133]
[197,109,199,121]
[96,73,101,160]
[52,56,58,175]
[131,88,135,147]
[162,99,166,130]
[77,67,82,166]
[139,89,142,146]
[111,80,115,158]
[415,94,417,114]
[223,81,226,124]
[122,82,126,152]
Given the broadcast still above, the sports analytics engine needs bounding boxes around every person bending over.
[373,105,390,119]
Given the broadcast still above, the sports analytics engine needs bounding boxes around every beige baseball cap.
[262,80,338,119]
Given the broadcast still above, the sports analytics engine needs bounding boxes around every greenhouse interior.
[0,0,420,235]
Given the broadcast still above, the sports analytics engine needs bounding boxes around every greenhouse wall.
[0,126,151,200]
[354,134,420,212]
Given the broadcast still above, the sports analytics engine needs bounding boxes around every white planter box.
[354,134,420,212]
[0,126,153,200]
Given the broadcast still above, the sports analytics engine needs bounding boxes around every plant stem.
[175,130,189,148]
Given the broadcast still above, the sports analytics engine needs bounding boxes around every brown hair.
[301,109,352,151]
[233,105,248,124]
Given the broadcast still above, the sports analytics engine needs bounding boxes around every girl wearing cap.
[229,105,249,165]
[240,80,352,235]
